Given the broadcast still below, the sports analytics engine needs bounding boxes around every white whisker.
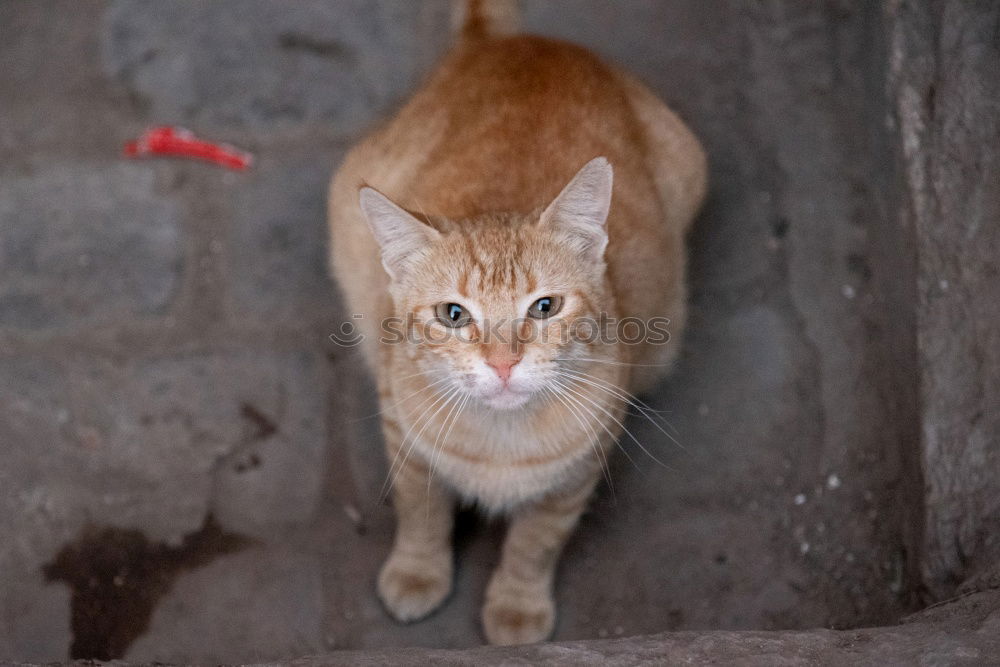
[380,385,459,502]
[555,369,687,453]
[553,357,674,368]
[353,376,450,423]
[545,385,615,497]
[558,367,673,417]
[392,384,464,487]
[378,385,449,501]
[427,389,468,490]
[550,377,640,473]
[554,376,673,471]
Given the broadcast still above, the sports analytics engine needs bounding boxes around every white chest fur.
[403,408,597,513]
[429,445,593,512]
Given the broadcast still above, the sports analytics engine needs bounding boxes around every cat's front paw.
[377,550,452,622]
[481,575,555,645]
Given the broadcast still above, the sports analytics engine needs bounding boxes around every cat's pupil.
[537,298,551,312]
[448,304,462,321]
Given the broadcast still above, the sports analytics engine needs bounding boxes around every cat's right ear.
[359,187,441,280]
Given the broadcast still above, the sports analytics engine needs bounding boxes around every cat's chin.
[481,388,532,411]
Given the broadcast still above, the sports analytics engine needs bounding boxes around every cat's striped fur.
[328,0,706,645]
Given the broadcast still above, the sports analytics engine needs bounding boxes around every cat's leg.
[377,421,455,622]
[482,473,598,645]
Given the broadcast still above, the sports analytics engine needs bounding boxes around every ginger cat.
[328,0,706,645]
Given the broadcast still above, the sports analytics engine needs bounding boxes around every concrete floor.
[0,1,913,662]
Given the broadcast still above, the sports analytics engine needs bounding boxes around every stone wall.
[886,0,1000,598]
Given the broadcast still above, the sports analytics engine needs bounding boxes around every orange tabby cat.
[328,0,706,645]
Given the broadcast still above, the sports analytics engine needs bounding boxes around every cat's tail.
[452,0,520,39]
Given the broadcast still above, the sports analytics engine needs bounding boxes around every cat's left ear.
[539,157,613,260]
[359,187,441,280]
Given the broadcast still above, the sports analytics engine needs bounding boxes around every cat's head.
[360,158,614,410]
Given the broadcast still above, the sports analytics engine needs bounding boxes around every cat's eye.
[435,302,473,328]
[527,296,563,319]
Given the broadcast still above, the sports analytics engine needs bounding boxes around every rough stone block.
[0,358,88,662]
[0,348,326,658]
[89,349,327,540]
[0,348,325,538]
[888,0,1000,595]
[102,1,451,135]
[299,591,1000,665]
[226,151,343,322]
[126,548,324,664]
[210,419,327,538]
[0,574,72,662]
[0,163,183,330]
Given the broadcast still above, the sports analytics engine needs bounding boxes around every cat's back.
[374,35,649,217]
[334,32,703,224]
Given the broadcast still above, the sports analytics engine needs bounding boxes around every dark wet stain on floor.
[43,515,248,660]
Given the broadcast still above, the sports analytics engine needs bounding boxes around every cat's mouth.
[481,386,532,410]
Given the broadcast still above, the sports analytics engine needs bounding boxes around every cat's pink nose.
[486,357,520,384]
